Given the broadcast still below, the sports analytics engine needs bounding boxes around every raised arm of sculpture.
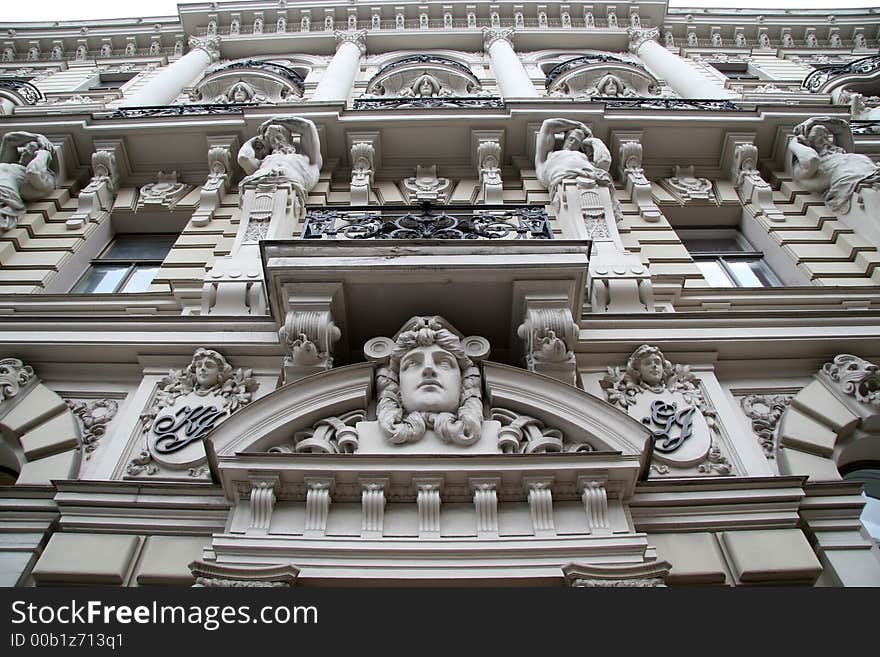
[535,118,613,193]
[237,116,322,194]
[0,132,58,230]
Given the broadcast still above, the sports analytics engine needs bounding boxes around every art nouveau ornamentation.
[476,139,503,204]
[68,141,125,230]
[136,171,193,210]
[401,165,451,204]
[662,165,717,204]
[275,411,363,454]
[0,357,34,401]
[0,131,58,231]
[492,409,593,453]
[362,55,490,104]
[617,139,661,222]
[278,308,341,379]
[237,115,321,218]
[535,118,614,200]
[192,138,236,227]
[740,393,793,458]
[601,345,732,476]
[821,354,880,406]
[787,116,880,215]
[367,316,489,447]
[349,140,374,206]
[517,305,578,384]
[544,55,662,100]
[727,140,785,222]
[127,348,257,478]
[66,398,119,458]
[190,60,304,105]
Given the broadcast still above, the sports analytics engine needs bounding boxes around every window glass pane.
[71,265,129,293]
[726,259,778,287]
[120,265,160,293]
[102,235,176,261]
[681,236,744,253]
[695,260,734,287]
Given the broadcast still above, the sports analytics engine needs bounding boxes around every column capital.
[482,26,515,51]
[334,29,367,55]
[188,34,221,62]
[627,27,659,54]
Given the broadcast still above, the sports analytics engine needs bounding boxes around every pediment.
[206,360,651,465]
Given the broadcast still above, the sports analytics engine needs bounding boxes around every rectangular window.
[680,230,781,288]
[709,62,759,81]
[71,234,176,293]
[89,72,137,91]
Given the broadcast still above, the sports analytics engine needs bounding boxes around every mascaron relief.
[269,316,594,455]
[127,348,257,478]
[601,345,732,477]
[821,354,880,407]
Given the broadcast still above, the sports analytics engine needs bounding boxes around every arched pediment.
[364,54,485,97]
[543,54,661,98]
[205,360,651,466]
[191,59,305,103]
[803,55,880,95]
[0,79,43,115]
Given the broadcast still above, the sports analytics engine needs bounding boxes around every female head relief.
[375,317,484,446]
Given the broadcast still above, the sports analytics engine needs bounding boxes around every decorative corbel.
[247,476,279,534]
[517,302,578,385]
[350,142,374,205]
[476,139,504,204]
[413,477,443,537]
[723,133,784,222]
[578,477,610,534]
[67,139,128,230]
[304,477,334,535]
[192,136,238,227]
[525,477,556,536]
[613,132,661,222]
[360,478,387,537]
[470,477,500,537]
[279,282,343,383]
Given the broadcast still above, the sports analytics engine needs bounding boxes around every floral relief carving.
[66,398,120,458]
[740,393,793,458]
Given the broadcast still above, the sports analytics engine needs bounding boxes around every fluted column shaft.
[628,28,732,99]
[312,30,366,102]
[482,28,539,98]
[119,36,219,107]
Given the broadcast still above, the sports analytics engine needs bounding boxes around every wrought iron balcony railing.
[302,203,553,240]
[352,96,504,110]
[104,104,249,119]
[802,55,880,93]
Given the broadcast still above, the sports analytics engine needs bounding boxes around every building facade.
[1,0,880,587]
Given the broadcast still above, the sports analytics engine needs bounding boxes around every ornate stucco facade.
[1,1,880,587]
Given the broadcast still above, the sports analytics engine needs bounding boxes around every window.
[71,234,176,293]
[89,71,137,91]
[708,62,759,81]
[680,230,781,288]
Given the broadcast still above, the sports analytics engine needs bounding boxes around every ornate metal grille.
[374,55,477,81]
[601,98,742,111]
[104,104,248,119]
[302,203,553,240]
[352,96,504,110]
[544,54,646,88]
[802,55,880,93]
[0,78,43,105]
[211,60,305,93]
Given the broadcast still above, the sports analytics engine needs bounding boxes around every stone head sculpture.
[366,316,489,446]
[625,344,672,388]
[187,348,234,392]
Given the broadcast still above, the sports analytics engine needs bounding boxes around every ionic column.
[628,28,732,99]
[482,28,539,98]
[119,36,220,107]
[312,30,366,102]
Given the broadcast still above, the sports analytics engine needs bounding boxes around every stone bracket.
[192,135,239,227]
[360,477,387,537]
[578,476,611,534]
[611,131,661,222]
[304,476,334,536]
[514,282,578,385]
[722,132,784,223]
[279,282,343,384]
[589,241,655,313]
[67,138,128,230]
[524,476,556,536]
[247,475,280,534]
[347,131,377,206]
[472,129,505,205]
[414,476,443,538]
[470,477,500,538]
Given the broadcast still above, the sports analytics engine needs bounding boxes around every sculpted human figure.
[376,317,483,446]
[187,348,234,394]
[0,132,59,231]
[400,72,451,98]
[788,117,880,213]
[626,344,672,390]
[591,74,634,98]
[237,116,322,206]
[217,80,265,104]
[535,118,613,196]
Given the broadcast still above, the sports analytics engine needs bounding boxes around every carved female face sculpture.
[638,354,664,386]
[603,78,619,96]
[187,348,233,392]
[399,343,462,414]
[231,83,251,102]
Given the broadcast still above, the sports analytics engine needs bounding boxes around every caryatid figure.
[0,132,59,231]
